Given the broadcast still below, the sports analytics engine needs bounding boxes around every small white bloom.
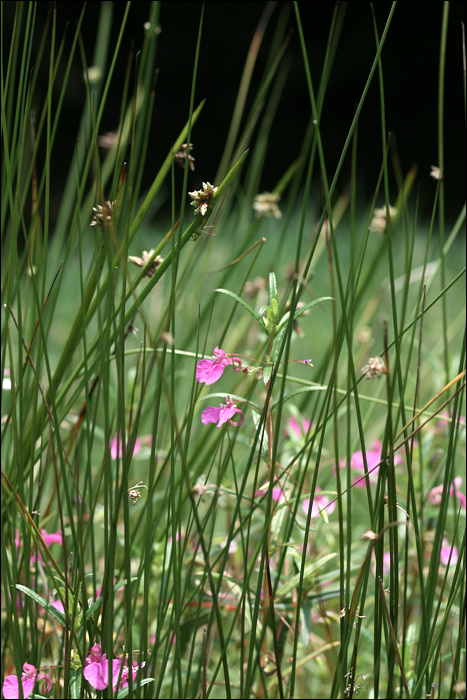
[90,200,115,232]
[370,205,397,233]
[85,66,102,85]
[128,250,163,278]
[253,192,282,219]
[174,143,195,171]
[362,356,386,379]
[188,182,217,216]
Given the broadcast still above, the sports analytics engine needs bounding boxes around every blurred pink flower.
[339,440,402,488]
[117,657,146,690]
[428,476,466,510]
[302,491,336,519]
[255,484,287,503]
[110,433,141,461]
[50,599,65,614]
[196,347,242,385]
[201,397,245,427]
[435,409,465,431]
[15,528,62,568]
[372,550,392,576]
[440,537,458,566]
[2,663,51,699]
[32,529,63,566]
[41,529,62,547]
[286,416,311,439]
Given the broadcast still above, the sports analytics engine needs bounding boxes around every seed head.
[188,182,217,216]
[174,143,195,171]
[370,205,397,233]
[253,192,282,219]
[128,250,164,278]
[362,356,387,379]
[90,200,115,232]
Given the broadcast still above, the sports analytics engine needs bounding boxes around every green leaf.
[300,599,313,647]
[85,577,138,620]
[270,297,278,319]
[262,363,273,385]
[68,669,82,699]
[115,678,156,699]
[16,584,67,626]
[276,553,337,597]
[271,385,327,411]
[269,272,278,305]
[276,296,334,332]
[214,288,261,324]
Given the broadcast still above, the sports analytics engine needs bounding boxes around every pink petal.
[2,675,21,699]
[51,599,65,614]
[440,538,458,566]
[201,406,221,425]
[41,529,62,546]
[2,666,36,700]
[217,404,238,426]
[111,658,123,691]
[196,359,225,385]
[84,659,109,690]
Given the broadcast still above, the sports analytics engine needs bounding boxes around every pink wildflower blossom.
[50,599,65,614]
[83,644,145,692]
[201,396,245,427]
[117,657,146,690]
[286,416,311,439]
[371,550,392,576]
[302,491,336,519]
[41,529,62,547]
[110,433,141,460]
[338,440,402,488]
[255,484,287,502]
[83,644,120,691]
[196,347,242,385]
[15,528,62,568]
[33,529,63,566]
[428,476,466,510]
[440,537,458,566]
[2,663,51,699]
[435,409,466,431]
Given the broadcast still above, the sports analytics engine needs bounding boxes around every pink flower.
[110,433,141,460]
[286,416,311,438]
[428,476,466,510]
[51,599,65,614]
[372,550,392,576]
[41,529,62,547]
[339,440,402,488]
[255,484,287,502]
[83,644,145,692]
[14,528,63,569]
[83,644,119,691]
[196,347,242,385]
[201,396,245,427]
[440,537,458,566]
[2,663,51,699]
[435,409,466,431]
[302,491,336,519]
[116,657,146,690]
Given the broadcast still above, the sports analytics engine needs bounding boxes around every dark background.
[5,1,466,222]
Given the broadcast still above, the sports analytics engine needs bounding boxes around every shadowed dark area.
[5,1,465,221]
